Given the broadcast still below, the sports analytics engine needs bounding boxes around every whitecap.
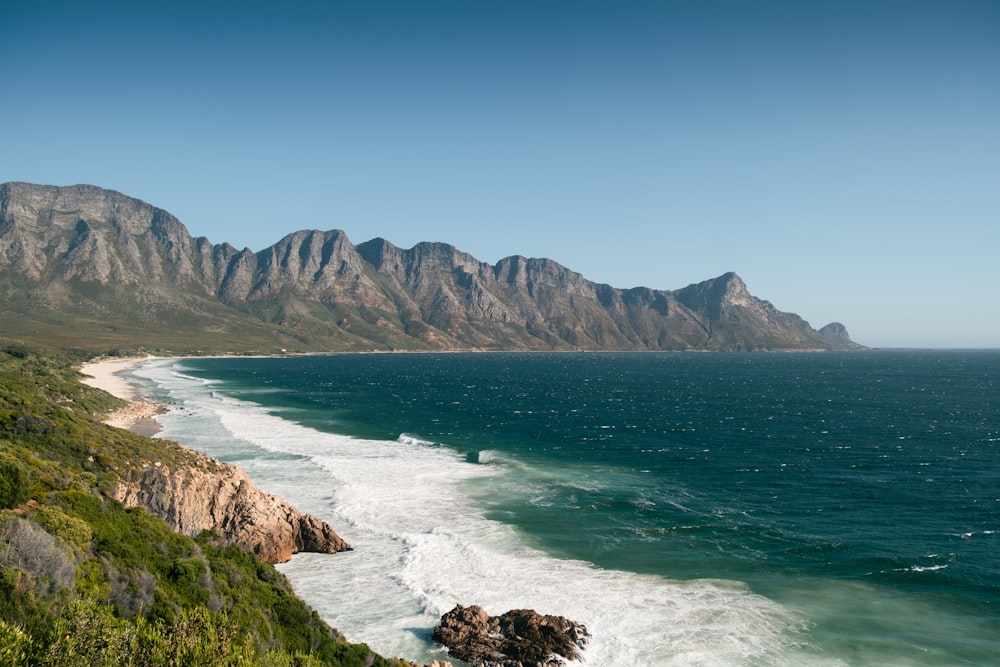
[471,449,504,464]
[133,358,841,667]
[397,433,436,446]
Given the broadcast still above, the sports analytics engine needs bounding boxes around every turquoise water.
[135,351,999,666]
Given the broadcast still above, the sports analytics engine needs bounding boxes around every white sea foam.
[133,359,844,666]
[397,433,436,447]
[472,449,504,464]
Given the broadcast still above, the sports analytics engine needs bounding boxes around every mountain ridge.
[0,181,856,353]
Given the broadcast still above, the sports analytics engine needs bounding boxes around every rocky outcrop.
[0,181,227,293]
[432,604,589,667]
[1,181,850,352]
[101,400,165,430]
[819,321,863,348]
[111,451,351,563]
[672,272,829,350]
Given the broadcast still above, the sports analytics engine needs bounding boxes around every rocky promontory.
[818,321,864,348]
[432,604,589,667]
[112,450,351,563]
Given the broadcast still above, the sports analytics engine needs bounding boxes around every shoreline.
[75,355,463,666]
[78,356,165,436]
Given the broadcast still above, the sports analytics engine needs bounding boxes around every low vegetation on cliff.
[0,341,408,666]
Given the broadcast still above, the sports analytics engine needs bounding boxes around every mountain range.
[0,182,856,353]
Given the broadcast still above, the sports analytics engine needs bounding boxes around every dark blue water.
[140,351,1000,665]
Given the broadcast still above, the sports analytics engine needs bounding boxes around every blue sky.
[4,1,998,348]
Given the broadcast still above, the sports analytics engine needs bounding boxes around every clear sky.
[3,1,998,348]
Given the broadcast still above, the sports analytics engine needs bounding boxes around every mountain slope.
[0,182,847,353]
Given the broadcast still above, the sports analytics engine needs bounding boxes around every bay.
[133,351,999,666]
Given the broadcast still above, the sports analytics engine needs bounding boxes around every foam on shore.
[132,358,843,666]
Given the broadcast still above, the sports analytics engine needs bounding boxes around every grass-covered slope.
[0,341,412,666]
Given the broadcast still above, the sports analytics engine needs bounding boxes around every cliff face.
[0,181,848,352]
[112,451,351,564]
[673,272,832,350]
[0,182,228,293]
[819,321,863,349]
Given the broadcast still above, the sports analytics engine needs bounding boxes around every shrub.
[41,599,136,666]
[0,450,33,508]
[0,517,76,593]
[0,618,32,666]
[29,504,93,553]
[41,600,263,667]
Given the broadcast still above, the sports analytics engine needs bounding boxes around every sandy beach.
[79,357,165,435]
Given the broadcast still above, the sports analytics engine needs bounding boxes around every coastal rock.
[111,451,351,563]
[101,400,165,430]
[818,321,863,348]
[432,604,589,667]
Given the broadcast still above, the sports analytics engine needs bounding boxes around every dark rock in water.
[432,604,589,667]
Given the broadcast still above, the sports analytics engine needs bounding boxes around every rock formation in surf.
[432,604,589,667]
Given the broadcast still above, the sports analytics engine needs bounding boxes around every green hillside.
[0,341,412,666]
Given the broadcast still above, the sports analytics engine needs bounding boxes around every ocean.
[131,351,999,666]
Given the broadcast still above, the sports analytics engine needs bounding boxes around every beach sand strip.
[79,357,164,436]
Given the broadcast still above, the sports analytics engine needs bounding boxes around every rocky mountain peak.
[717,271,752,307]
[818,322,860,347]
[674,271,750,315]
[0,181,218,292]
[0,182,851,352]
[1,182,163,236]
[356,236,404,270]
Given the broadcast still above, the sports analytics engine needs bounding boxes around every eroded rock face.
[432,604,589,667]
[1,182,849,352]
[111,451,350,563]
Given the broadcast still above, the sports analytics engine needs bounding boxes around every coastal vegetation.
[0,340,409,666]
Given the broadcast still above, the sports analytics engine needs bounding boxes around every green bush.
[29,504,93,553]
[0,618,32,666]
[0,516,77,594]
[0,451,33,509]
